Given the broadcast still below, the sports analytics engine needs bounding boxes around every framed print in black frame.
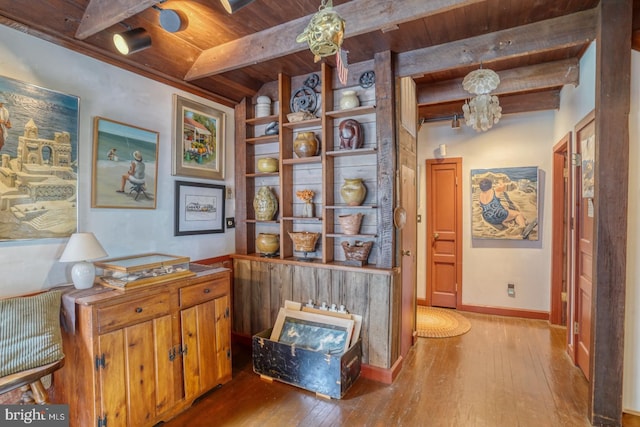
[174,180,225,236]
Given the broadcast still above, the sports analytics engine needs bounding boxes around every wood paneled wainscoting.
[232,256,402,383]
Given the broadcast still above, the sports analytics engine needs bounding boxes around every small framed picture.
[91,117,159,209]
[174,180,226,236]
[172,94,225,180]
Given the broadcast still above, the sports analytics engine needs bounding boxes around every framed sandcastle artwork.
[470,166,539,240]
[0,74,79,240]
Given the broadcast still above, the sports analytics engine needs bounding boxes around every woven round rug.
[416,306,471,338]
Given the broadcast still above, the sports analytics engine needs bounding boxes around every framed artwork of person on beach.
[172,95,225,180]
[91,117,159,209]
[471,166,539,240]
[0,74,79,241]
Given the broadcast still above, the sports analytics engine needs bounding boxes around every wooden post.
[374,51,396,269]
[590,1,631,425]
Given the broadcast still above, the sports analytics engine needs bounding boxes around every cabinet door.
[214,294,231,380]
[98,315,174,427]
[181,295,231,399]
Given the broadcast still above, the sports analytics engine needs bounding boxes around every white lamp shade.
[60,233,108,289]
[60,232,107,262]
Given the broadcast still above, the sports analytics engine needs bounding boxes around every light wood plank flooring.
[163,312,593,427]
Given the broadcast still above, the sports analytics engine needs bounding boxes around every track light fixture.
[220,0,255,14]
[153,5,188,33]
[113,27,151,55]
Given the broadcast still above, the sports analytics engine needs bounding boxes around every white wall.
[0,25,236,296]
[417,111,555,311]
[624,49,640,414]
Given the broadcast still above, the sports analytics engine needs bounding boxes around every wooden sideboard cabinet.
[54,269,231,427]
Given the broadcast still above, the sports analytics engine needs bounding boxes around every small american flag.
[336,48,349,86]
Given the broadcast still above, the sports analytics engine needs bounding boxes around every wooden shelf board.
[325,105,376,119]
[326,234,377,238]
[245,219,280,224]
[246,172,279,178]
[326,147,377,157]
[247,135,279,145]
[324,205,378,209]
[282,216,323,221]
[283,118,322,129]
[246,114,279,125]
[282,156,322,165]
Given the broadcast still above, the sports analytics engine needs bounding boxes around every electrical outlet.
[507,283,515,297]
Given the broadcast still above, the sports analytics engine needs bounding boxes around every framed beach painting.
[172,95,225,180]
[0,74,79,240]
[471,166,539,240]
[174,180,225,236]
[91,117,159,209]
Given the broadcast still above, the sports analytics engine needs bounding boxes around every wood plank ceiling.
[0,0,623,122]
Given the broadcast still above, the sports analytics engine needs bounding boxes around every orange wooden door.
[574,112,595,380]
[426,158,462,308]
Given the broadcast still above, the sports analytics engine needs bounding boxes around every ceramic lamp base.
[71,261,96,289]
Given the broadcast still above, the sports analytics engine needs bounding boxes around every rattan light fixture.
[461,67,502,132]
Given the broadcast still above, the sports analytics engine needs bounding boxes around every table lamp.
[60,232,108,289]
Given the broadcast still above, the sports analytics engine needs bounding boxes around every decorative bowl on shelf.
[341,240,373,266]
[294,132,319,158]
[256,233,279,256]
[257,157,278,173]
[287,111,316,123]
[288,231,320,253]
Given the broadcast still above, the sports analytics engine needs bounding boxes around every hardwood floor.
[163,312,592,427]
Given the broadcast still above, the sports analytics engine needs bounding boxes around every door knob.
[433,233,439,240]
[401,250,412,256]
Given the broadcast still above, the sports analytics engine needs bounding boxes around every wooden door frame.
[425,157,463,308]
[550,133,571,326]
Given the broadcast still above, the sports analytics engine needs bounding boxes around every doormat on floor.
[416,306,471,338]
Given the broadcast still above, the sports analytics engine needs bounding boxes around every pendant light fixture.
[461,67,502,132]
[220,0,255,14]
[113,27,151,55]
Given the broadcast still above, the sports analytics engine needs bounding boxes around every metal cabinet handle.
[135,307,143,313]
[433,233,439,240]
[401,250,412,256]
[204,288,211,294]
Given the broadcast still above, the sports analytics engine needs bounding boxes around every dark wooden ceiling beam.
[418,90,561,121]
[185,0,482,80]
[396,8,596,78]
[75,0,158,40]
[417,58,579,105]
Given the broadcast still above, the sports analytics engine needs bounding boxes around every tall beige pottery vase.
[253,186,278,220]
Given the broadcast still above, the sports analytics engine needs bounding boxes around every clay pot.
[256,233,279,255]
[253,186,278,220]
[294,132,319,158]
[288,231,320,252]
[338,213,364,235]
[257,157,278,173]
[340,178,367,206]
[339,90,360,110]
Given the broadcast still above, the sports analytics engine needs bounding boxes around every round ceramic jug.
[339,90,360,110]
[340,178,367,206]
[253,186,278,220]
[256,233,279,255]
[294,132,319,158]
